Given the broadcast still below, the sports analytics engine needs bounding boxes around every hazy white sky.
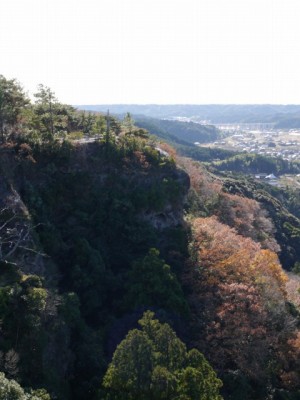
[1,0,300,104]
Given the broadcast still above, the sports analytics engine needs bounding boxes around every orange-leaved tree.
[184,217,292,383]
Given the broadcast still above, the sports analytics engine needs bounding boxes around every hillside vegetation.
[0,75,300,400]
[134,116,222,144]
[132,116,237,162]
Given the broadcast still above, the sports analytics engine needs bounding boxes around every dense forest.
[0,75,300,400]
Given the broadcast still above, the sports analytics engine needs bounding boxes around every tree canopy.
[103,311,223,400]
[0,75,28,142]
[125,248,188,315]
[0,372,50,400]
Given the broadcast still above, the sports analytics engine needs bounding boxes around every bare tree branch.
[0,208,38,263]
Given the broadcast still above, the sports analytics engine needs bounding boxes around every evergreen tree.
[125,248,188,315]
[0,75,28,142]
[103,311,223,400]
[123,112,134,134]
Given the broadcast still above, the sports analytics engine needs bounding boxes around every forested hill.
[77,104,300,126]
[134,116,222,144]
[1,75,300,400]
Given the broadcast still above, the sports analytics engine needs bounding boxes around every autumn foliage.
[184,216,294,383]
[179,157,280,252]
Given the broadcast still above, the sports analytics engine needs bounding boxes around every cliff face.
[136,167,189,230]
[0,140,191,399]
[20,141,189,230]
[0,141,190,275]
[0,149,47,276]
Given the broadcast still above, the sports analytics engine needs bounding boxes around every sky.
[1,0,300,105]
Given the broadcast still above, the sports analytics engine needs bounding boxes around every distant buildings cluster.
[210,128,300,162]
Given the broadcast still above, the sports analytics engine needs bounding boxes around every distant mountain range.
[76,104,300,127]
